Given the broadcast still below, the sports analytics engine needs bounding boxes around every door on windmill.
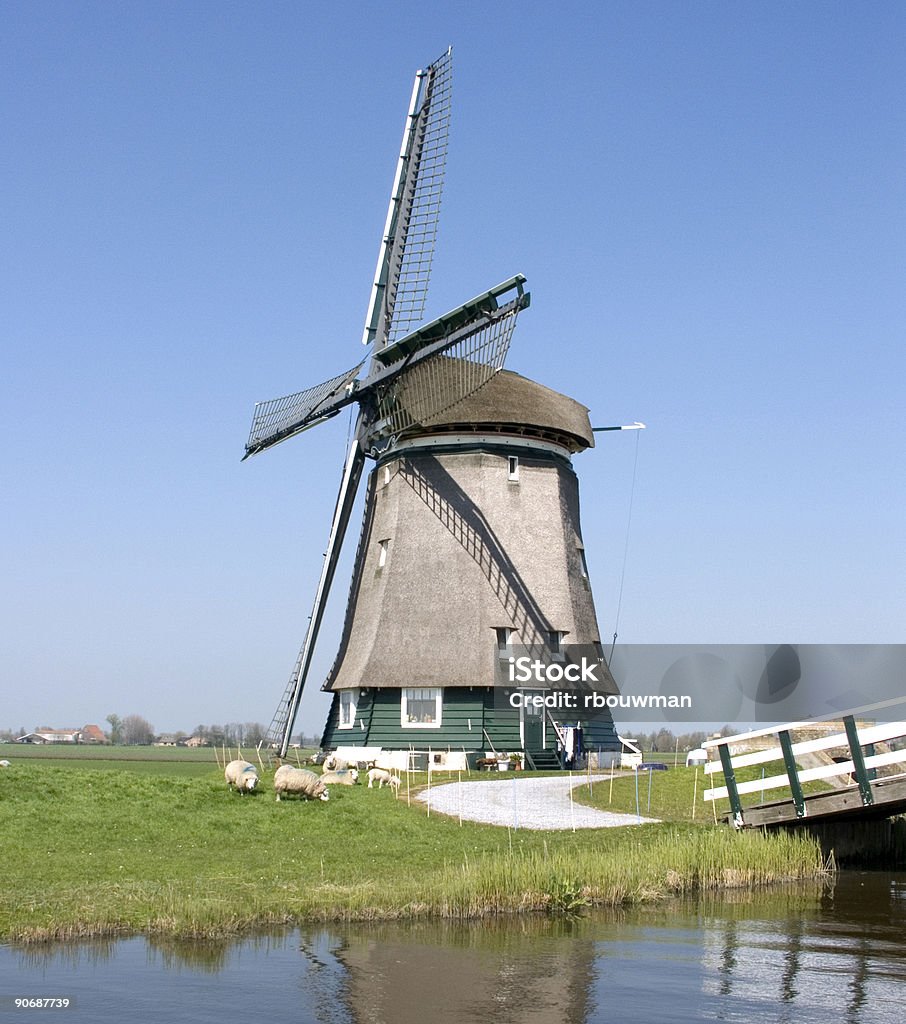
[522,690,545,749]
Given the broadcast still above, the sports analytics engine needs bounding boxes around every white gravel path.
[416,774,658,830]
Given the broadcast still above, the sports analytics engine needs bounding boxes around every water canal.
[2,872,904,1023]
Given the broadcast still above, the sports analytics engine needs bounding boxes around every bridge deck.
[731,772,906,828]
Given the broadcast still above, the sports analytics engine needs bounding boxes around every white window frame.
[507,455,520,481]
[378,538,389,568]
[401,687,442,728]
[548,630,565,661]
[338,689,359,730]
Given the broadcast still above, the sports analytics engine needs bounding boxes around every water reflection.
[2,875,904,1024]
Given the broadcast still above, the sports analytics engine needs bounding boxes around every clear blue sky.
[2,1,904,735]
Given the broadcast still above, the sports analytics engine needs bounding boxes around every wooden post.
[569,771,576,832]
[844,715,875,807]
[717,742,744,824]
[778,730,806,818]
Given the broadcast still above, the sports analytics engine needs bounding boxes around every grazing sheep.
[319,768,359,786]
[274,765,329,802]
[367,767,400,790]
[224,759,259,794]
[0,759,10,768]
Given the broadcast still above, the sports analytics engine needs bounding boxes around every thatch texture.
[404,366,595,451]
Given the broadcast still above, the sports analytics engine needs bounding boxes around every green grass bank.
[0,762,829,943]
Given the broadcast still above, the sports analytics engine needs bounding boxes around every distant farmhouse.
[17,724,108,744]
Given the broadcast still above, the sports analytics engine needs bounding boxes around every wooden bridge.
[703,698,906,829]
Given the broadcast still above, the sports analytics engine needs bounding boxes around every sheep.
[323,754,357,771]
[0,759,10,768]
[224,759,259,794]
[274,764,329,802]
[319,768,359,786]
[367,767,400,790]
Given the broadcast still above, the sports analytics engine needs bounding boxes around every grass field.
[0,757,830,943]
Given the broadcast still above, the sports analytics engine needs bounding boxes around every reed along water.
[2,872,904,1023]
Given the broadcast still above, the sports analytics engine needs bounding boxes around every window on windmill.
[507,455,519,482]
[383,465,391,487]
[593,640,605,662]
[578,546,589,579]
[339,689,359,730]
[496,627,512,657]
[548,631,565,660]
[401,687,442,728]
[378,539,389,568]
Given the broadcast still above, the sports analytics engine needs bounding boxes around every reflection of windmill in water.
[245,49,621,765]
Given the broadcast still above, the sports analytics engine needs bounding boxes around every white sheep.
[367,767,400,790]
[319,768,359,786]
[0,759,10,768]
[274,764,329,802]
[224,759,259,794]
[323,754,356,771]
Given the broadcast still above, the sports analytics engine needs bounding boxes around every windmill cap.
[409,368,594,452]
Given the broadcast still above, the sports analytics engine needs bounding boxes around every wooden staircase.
[524,748,562,771]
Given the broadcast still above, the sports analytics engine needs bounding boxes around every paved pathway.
[416,774,657,830]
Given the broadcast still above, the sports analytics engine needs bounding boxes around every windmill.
[245,49,621,768]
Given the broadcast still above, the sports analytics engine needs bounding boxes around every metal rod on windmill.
[591,422,647,432]
[242,48,530,758]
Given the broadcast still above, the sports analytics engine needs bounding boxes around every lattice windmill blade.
[373,294,525,439]
[266,442,367,756]
[362,48,453,353]
[243,361,365,459]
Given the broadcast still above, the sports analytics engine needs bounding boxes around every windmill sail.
[362,48,453,352]
[244,362,364,458]
[375,300,523,437]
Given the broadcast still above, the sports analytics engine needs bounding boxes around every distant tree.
[121,714,155,746]
[678,731,707,751]
[243,722,266,747]
[106,713,123,745]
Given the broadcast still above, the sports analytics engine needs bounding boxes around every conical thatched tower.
[320,368,619,767]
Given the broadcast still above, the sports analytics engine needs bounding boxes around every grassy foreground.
[0,763,829,943]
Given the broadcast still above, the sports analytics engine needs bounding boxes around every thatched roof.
[409,366,595,452]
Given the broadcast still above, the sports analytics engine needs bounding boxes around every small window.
[578,546,589,579]
[383,465,391,486]
[508,456,519,481]
[548,631,564,658]
[339,689,359,730]
[401,687,442,728]
[378,539,389,568]
[593,640,605,662]
[496,627,512,657]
